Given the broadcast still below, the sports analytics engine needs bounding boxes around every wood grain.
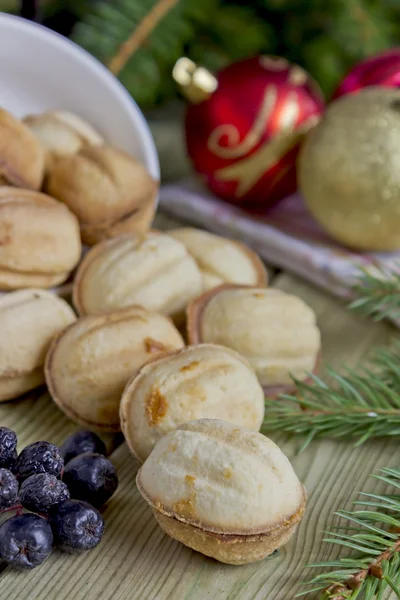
[0,220,397,599]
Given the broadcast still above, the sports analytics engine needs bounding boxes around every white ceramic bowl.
[0,13,159,184]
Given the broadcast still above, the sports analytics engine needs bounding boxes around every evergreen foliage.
[298,467,400,599]
[70,0,399,106]
[5,0,399,107]
[262,344,400,451]
[350,267,400,323]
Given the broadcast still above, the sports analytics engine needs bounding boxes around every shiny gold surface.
[173,57,218,104]
[299,87,400,251]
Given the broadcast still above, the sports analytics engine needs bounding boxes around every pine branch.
[350,266,400,322]
[72,0,218,107]
[297,466,400,599]
[108,0,179,76]
[261,344,400,451]
[187,4,275,73]
[70,0,277,107]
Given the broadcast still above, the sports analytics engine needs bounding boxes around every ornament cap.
[173,57,218,104]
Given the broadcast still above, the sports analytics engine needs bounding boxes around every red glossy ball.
[185,56,324,210]
[334,49,400,99]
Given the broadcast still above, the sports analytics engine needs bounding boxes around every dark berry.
[60,431,107,465]
[0,468,18,509]
[62,452,118,508]
[15,441,63,481]
[20,473,70,514]
[0,513,53,569]
[7,449,18,473]
[50,499,104,552]
[0,427,17,468]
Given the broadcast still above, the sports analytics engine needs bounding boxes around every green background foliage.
[2,0,399,107]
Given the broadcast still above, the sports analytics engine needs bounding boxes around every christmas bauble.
[334,49,400,99]
[299,87,400,251]
[179,56,324,210]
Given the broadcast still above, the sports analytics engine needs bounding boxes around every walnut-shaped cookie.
[0,109,44,190]
[120,344,265,462]
[170,228,267,290]
[46,144,157,245]
[73,232,203,323]
[45,305,184,432]
[137,418,307,565]
[24,110,104,169]
[0,289,76,401]
[187,285,321,395]
[0,188,81,289]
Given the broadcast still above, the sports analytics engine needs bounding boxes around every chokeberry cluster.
[0,427,118,570]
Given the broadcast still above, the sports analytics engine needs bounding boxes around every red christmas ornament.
[334,49,400,99]
[175,56,324,210]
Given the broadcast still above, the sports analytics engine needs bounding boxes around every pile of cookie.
[0,108,321,565]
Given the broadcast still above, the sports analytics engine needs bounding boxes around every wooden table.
[0,211,397,600]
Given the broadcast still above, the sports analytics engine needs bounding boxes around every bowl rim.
[0,13,160,182]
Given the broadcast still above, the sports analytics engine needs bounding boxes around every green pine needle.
[350,267,400,322]
[71,0,218,107]
[70,0,272,108]
[264,264,400,449]
[261,344,400,450]
[296,467,400,599]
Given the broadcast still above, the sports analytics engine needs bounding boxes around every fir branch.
[71,0,220,107]
[297,467,400,599]
[108,0,179,76]
[261,344,400,450]
[350,266,400,322]
[187,4,275,73]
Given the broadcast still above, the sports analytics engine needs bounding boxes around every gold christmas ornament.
[136,418,306,565]
[299,87,400,251]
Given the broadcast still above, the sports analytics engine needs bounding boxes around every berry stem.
[0,504,23,515]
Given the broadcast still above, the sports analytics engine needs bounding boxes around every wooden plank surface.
[0,213,397,600]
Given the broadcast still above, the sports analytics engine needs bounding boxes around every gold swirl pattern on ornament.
[212,85,319,197]
[259,55,289,70]
[260,56,307,86]
[207,85,278,159]
[214,129,302,197]
[278,90,300,129]
[288,66,308,86]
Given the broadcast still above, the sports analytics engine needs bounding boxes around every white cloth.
[159,179,400,301]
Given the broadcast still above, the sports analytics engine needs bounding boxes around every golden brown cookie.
[187,284,320,395]
[0,187,81,289]
[46,144,158,245]
[0,289,76,401]
[137,418,307,564]
[120,344,265,462]
[45,305,184,432]
[0,109,45,190]
[24,110,104,169]
[169,227,267,290]
[73,232,203,323]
